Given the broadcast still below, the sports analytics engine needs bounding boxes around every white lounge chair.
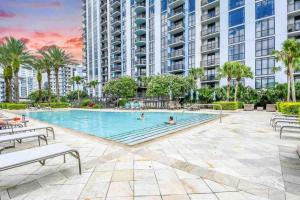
[273,119,299,130]
[0,126,55,139]
[0,132,48,153]
[0,144,82,174]
[279,124,300,139]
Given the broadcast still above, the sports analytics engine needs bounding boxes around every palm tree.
[0,44,13,102]
[273,39,300,102]
[217,62,238,101]
[47,46,73,102]
[232,63,253,102]
[88,80,99,97]
[189,67,204,88]
[4,37,32,102]
[31,57,45,101]
[70,76,84,100]
[39,50,53,103]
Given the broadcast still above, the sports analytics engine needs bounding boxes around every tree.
[146,75,195,99]
[47,46,73,102]
[31,57,45,102]
[70,76,84,100]
[67,91,89,102]
[189,67,204,88]
[273,39,300,102]
[218,61,238,101]
[39,50,53,103]
[232,63,253,102]
[103,76,137,99]
[0,44,13,102]
[87,80,99,97]
[4,37,32,102]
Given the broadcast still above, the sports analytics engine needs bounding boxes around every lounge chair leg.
[38,137,41,146]
[63,155,66,163]
[280,127,284,139]
[76,151,82,175]
[39,160,46,165]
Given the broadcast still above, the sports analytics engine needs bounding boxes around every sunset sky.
[0,0,83,62]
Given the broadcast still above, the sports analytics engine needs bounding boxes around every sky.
[0,0,83,62]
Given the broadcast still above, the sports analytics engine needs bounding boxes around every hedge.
[39,102,70,108]
[276,102,283,112]
[279,102,300,115]
[213,102,239,110]
[0,103,27,110]
[118,98,128,107]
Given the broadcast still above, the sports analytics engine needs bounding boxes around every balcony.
[201,26,220,37]
[169,22,184,34]
[135,25,146,36]
[111,18,121,26]
[201,9,220,22]
[201,58,220,67]
[112,56,121,63]
[111,66,122,72]
[110,0,120,8]
[112,27,121,36]
[168,0,185,9]
[112,47,121,54]
[168,7,185,21]
[201,0,218,7]
[135,14,146,25]
[111,37,121,45]
[135,37,146,46]
[135,48,146,57]
[168,63,184,72]
[202,75,218,82]
[135,59,147,67]
[201,42,219,53]
[169,50,184,60]
[111,9,120,17]
[288,2,300,14]
[169,36,184,48]
[135,2,146,14]
[288,22,300,36]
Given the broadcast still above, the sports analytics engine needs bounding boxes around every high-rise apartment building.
[83,0,300,97]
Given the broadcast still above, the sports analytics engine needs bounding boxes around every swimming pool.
[26,110,217,145]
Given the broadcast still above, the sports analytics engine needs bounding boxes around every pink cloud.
[6,1,62,9]
[0,10,16,18]
[65,37,83,48]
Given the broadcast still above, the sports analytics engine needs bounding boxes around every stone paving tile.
[107,181,133,197]
[189,194,218,200]
[180,178,212,194]
[134,196,162,200]
[134,180,160,196]
[161,194,190,200]
[112,170,134,182]
[204,179,237,193]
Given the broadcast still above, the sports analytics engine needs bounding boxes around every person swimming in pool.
[165,116,176,125]
[138,113,144,120]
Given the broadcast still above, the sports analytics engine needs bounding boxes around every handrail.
[183,103,223,123]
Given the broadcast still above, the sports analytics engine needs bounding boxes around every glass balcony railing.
[169,36,184,45]
[288,2,300,12]
[169,50,184,58]
[202,75,217,81]
[288,22,300,33]
[201,9,220,21]
[168,7,184,18]
[168,63,184,71]
[201,0,217,6]
[201,58,220,67]
[201,26,220,36]
[169,22,184,32]
[201,42,219,52]
[135,59,147,65]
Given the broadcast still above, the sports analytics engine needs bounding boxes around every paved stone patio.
[0,110,300,200]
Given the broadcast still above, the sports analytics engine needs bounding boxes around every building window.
[255,57,275,76]
[255,76,275,89]
[229,8,244,27]
[255,37,275,57]
[256,17,275,38]
[229,43,245,61]
[256,0,274,20]
[161,0,167,12]
[229,25,245,44]
[189,0,195,12]
[229,0,244,10]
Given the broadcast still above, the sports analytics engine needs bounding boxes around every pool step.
[106,115,217,145]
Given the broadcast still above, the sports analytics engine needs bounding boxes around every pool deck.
[0,109,300,200]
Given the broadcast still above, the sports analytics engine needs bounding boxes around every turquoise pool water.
[26,110,216,144]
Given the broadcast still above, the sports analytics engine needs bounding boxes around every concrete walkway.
[0,110,299,200]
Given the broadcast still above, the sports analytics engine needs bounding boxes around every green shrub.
[39,102,70,108]
[276,102,283,112]
[280,102,300,115]
[213,102,239,110]
[118,98,128,107]
[6,103,27,110]
[92,104,103,109]
[80,99,92,107]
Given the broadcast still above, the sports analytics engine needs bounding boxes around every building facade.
[83,0,300,97]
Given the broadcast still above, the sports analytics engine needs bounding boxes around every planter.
[257,107,264,111]
[266,104,276,112]
[244,104,254,111]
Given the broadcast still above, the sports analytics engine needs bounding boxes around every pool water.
[26,110,216,144]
